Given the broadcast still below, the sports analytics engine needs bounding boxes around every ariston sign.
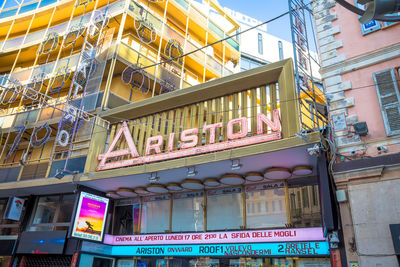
[97,110,281,171]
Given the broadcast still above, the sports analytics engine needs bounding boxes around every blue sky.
[218,0,293,42]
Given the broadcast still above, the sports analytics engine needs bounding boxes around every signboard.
[97,110,281,171]
[4,197,24,221]
[104,227,325,246]
[72,192,109,242]
[16,231,67,254]
[331,113,347,132]
[82,241,329,257]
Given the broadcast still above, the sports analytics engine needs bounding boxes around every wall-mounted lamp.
[231,159,242,170]
[187,166,197,177]
[149,172,159,183]
[54,169,78,179]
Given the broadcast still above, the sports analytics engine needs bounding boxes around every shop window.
[0,198,20,236]
[32,195,58,224]
[113,199,140,235]
[246,185,287,229]
[302,187,310,208]
[172,192,204,232]
[288,183,322,228]
[56,194,75,222]
[141,195,170,234]
[207,187,243,231]
[28,194,75,231]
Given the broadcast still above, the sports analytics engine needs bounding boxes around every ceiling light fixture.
[264,167,292,180]
[181,179,204,190]
[116,188,137,198]
[134,187,150,195]
[147,184,168,193]
[245,172,264,182]
[166,183,183,191]
[203,177,220,187]
[292,166,313,176]
[106,191,120,198]
[220,174,245,185]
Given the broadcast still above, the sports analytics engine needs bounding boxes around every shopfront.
[76,178,331,267]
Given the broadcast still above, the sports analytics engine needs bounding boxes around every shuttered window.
[373,68,400,136]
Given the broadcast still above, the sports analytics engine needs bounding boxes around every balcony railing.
[1,0,124,52]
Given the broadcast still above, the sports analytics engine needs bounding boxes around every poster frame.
[70,191,110,242]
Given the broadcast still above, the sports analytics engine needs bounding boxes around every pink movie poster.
[72,192,109,241]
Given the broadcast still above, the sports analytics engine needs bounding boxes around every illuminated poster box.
[72,192,109,242]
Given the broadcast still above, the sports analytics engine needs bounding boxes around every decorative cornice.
[320,42,400,78]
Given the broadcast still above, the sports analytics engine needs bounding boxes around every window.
[141,195,170,233]
[28,194,75,231]
[207,188,243,230]
[113,199,140,235]
[0,198,20,236]
[302,187,309,208]
[246,187,287,229]
[288,183,322,228]
[172,192,204,232]
[257,33,263,54]
[373,68,400,136]
[257,202,262,213]
[278,41,284,60]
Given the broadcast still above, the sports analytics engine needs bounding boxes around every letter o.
[57,130,70,147]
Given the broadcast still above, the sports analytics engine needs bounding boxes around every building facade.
[312,0,400,266]
[0,0,335,266]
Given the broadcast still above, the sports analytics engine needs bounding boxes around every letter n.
[257,110,280,134]
[97,121,139,170]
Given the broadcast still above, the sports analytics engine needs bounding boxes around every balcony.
[0,0,124,53]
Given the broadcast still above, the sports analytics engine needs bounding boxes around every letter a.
[97,121,139,170]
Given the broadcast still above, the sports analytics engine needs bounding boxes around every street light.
[334,0,400,24]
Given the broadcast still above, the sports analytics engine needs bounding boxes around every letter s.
[180,128,198,149]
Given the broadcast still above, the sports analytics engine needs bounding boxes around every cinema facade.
[0,60,336,266]
[70,60,335,267]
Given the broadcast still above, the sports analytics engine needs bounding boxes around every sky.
[218,0,293,42]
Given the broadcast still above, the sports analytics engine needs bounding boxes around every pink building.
[312,0,400,266]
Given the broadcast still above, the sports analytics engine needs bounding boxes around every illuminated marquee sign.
[97,110,281,171]
[104,227,324,246]
[82,241,329,257]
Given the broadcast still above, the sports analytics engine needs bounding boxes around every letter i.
[168,133,175,152]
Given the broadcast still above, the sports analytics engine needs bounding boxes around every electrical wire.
[103,78,400,124]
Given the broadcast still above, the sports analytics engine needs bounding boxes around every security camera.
[307,144,320,156]
[377,146,388,153]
